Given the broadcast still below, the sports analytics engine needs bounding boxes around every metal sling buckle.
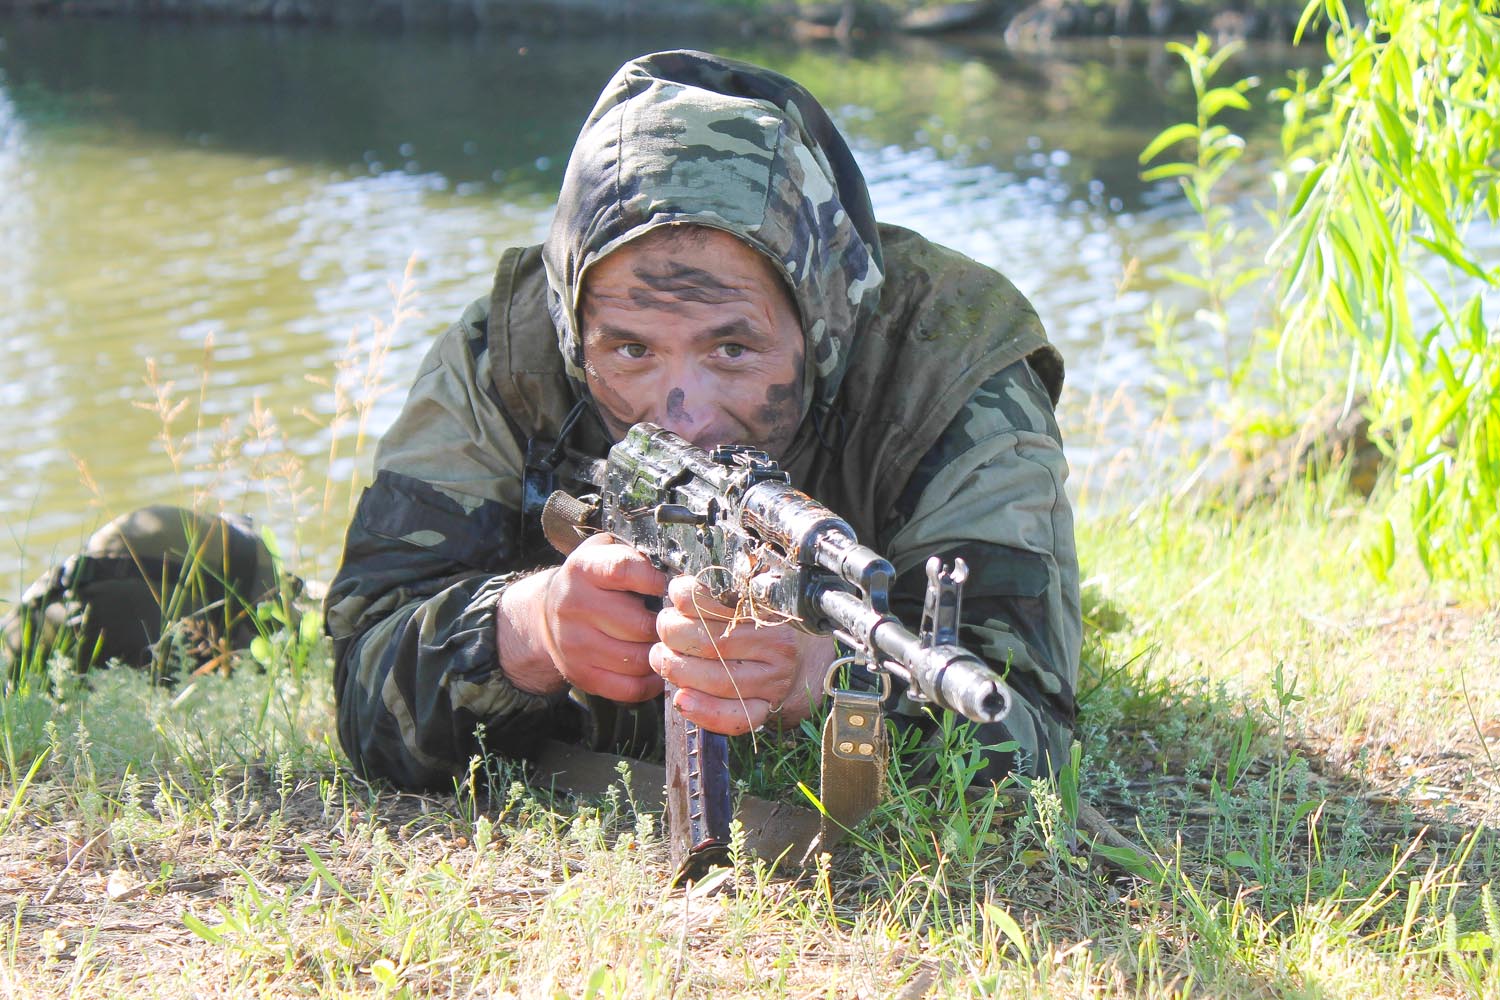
[822,654,892,761]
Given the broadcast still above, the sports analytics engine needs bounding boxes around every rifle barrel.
[815,586,1013,724]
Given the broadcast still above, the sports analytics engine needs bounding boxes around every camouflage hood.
[542,49,886,416]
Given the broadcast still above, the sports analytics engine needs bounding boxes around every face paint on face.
[585,360,647,431]
[755,353,804,447]
[631,262,733,305]
[665,387,693,426]
[579,226,807,459]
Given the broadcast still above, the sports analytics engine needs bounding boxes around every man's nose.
[657,386,697,439]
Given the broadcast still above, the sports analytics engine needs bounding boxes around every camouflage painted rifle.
[543,423,1015,883]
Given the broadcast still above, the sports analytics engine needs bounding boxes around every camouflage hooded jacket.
[326,50,1081,792]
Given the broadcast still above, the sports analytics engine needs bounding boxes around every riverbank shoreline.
[0,0,1320,45]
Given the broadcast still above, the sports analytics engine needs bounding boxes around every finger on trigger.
[592,592,659,643]
[585,543,668,596]
[570,531,618,551]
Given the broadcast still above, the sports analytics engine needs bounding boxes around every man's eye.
[721,343,747,359]
[620,343,648,359]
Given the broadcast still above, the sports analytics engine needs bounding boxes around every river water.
[0,16,1301,585]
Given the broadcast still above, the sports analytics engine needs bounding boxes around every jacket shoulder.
[868,224,1062,404]
[805,225,1064,539]
[485,245,576,442]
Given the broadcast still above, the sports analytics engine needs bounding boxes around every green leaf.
[258,524,283,562]
[1349,49,1371,92]
[1139,123,1201,165]
[585,963,618,999]
[1200,123,1234,149]
[796,780,828,816]
[1430,384,1477,439]
[685,865,734,895]
[182,911,225,944]
[371,958,400,987]
[983,902,1032,963]
[1435,347,1463,394]
[1225,850,1257,869]
[1092,844,1160,880]
[1347,164,1396,257]
[1281,210,1321,294]
[300,608,324,645]
[1140,163,1198,183]
[1407,163,1460,244]
[1365,518,1396,582]
[1224,267,1269,297]
[1325,285,1356,338]
[1202,87,1252,117]
[1411,235,1489,281]
[1294,0,1323,43]
[0,747,49,840]
[1373,98,1413,167]
[304,846,358,903]
[1058,742,1081,825]
[1204,38,1245,80]
[1158,267,1211,291]
[1327,226,1370,306]
[1290,800,1321,827]
[1462,294,1488,342]
[1454,931,1495,953]
[1287,161,1329,221]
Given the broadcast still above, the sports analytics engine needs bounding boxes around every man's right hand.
[497,532,667,703]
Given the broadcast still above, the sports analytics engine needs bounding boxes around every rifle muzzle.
[906,645,1012,724]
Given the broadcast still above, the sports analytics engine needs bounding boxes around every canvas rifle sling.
[816,685,886,854]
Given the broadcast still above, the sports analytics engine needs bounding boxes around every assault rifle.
[541,423,1015,883]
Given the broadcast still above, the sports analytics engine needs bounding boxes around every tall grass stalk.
[302,251,419,537]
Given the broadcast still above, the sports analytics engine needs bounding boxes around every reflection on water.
[0,16,1296,584]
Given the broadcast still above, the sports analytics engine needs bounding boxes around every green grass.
[2,473,1496,998]
[2,250,1495,994]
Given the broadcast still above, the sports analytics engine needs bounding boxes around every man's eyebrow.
[585,318,774,345]
[698,318,770,343]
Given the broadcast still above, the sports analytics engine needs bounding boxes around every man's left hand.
[651,575,833,735]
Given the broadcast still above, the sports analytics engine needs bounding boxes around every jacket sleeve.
[324,299,562,791]
[877,359,1081,781]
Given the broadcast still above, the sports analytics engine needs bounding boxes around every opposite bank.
[0,0,1325,43]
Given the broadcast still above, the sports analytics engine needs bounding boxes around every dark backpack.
[2,505,291,677]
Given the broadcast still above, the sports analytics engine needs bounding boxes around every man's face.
[579,227,805,459]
